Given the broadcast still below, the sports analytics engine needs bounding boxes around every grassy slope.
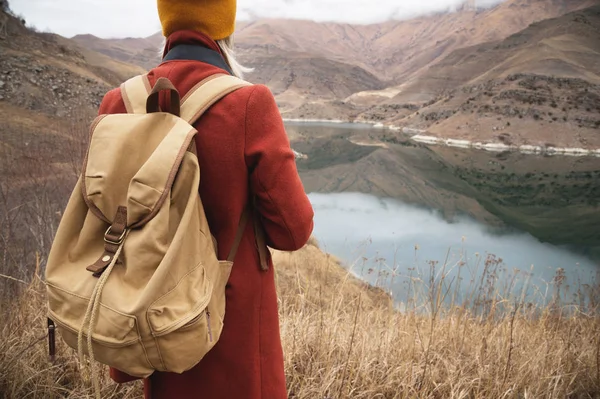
[1,242,599,398]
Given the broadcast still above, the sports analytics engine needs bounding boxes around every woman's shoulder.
[226,83,276,105]
[233,83,278,114]
[98,87,126,115]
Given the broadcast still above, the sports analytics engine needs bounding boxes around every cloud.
[9,0,506,38]
[238,0,506,24]
[9,0,161,38]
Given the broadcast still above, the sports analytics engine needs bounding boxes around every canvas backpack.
[44,72,253,391]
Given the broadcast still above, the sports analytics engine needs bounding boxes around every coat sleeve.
[244,85,314,251]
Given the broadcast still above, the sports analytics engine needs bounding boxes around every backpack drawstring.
[77,230,129,399]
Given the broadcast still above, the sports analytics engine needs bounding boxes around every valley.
[286,122,600,261]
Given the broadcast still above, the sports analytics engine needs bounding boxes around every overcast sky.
[9,0,506,39]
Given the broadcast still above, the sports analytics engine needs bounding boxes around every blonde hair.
[158,35,253,79]
[216,35,253,79]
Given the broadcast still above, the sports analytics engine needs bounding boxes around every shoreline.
[411,134,600,158]
[282,117,402,130]
[281,118,600,158]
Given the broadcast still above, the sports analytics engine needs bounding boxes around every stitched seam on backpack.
[128,197,154,212]
[130,127,196,229]
[47,282,136,317]
[138,335,155,370]
[153,335,167,371]
[145,263,213,337]
[131,180,164,196]
[146,262,204,309]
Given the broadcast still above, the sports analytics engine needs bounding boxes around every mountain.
[371,5,600,149]
[237,0,596,82]
[235,0,597,104]
[72,32,164,70]
[70,0,596,114]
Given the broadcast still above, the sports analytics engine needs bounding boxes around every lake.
[285,122,600,308]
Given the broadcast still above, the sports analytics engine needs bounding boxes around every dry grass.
[1,242,599,399]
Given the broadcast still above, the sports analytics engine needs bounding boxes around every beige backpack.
[45,73,253,393]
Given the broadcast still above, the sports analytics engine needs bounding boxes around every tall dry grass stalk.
[2,243,598,398]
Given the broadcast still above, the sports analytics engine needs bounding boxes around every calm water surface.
[285,122,600,307]
[309,192,598,307]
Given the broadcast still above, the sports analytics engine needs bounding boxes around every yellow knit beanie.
[157,0,237,40]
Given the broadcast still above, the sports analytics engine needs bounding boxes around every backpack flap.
[83,114,197,228]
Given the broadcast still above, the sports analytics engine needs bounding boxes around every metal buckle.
[104,226,127,245]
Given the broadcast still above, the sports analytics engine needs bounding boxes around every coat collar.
[162,30,224,60]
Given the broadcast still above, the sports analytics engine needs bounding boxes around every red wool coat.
[98,30,314,399]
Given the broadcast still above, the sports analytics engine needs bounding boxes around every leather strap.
[227,207,269,271]
[47,318,56,363]
[120,74,151,114]
[227,209,249,263]
[146,77,181,116]
[87,207,128,276]
[253,211,269,271]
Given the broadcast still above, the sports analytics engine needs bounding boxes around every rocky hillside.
[0,9,144,118]
[367,5,600,149]
[72,32,164,71]
[250,53,387,112]
[0,5,144,211]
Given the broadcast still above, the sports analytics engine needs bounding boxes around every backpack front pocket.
[146,263,215,373]
[148,307,215,373]
[47,283,154,377]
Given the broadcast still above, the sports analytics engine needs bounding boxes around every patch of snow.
[519,145,543,154]
[409,135,599,158]
[445,139,471,148]
[292,149,308,160]
[482,143,511,152]
[411,135,442,144]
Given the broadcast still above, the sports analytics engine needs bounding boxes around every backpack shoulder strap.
[180,74,252,125]
[120,74,151,114]
[180,74,268,270]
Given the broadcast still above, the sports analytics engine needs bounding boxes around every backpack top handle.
[146,77,181,117]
